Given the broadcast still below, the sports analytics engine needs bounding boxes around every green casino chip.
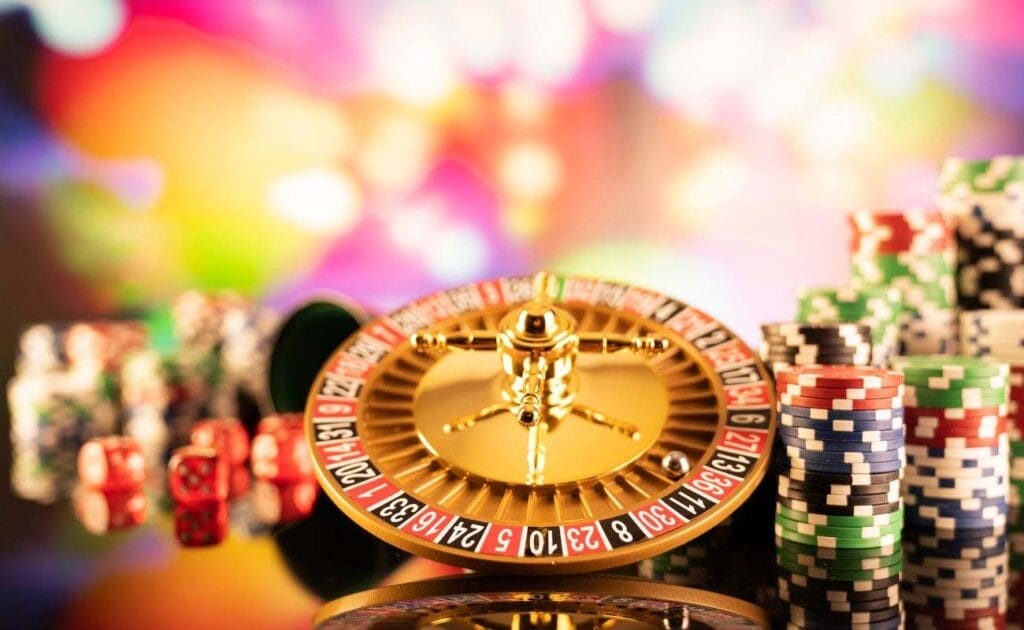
[775,536,899,559]
[774,523,900,549]
[904,385,1007,408]
[939,156,1024,193]
[777,554,903,581]
[893,355,1010,380]
[775,547,902,571]
[908,375,1010,389]
[775,514,904,539]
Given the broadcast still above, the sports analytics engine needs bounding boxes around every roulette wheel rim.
[305,273,776,573]
[313,574,771,629]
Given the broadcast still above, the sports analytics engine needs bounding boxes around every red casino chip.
[780,383,903,400]
[905,419,1007,439]
[779,393,903,411]
[775,365,903,389]
[904,406,1007,421]
[905,602,1007,622]
[848,209,952,254]
[904,434,1009,449]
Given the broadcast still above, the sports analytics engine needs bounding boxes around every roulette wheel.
[313,574,770,629]
[299,271,777,574]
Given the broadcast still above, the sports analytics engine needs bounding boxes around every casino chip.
[960,313,1024,509]
[776,364,904,387]
[8,320,148,504]
[636,519,734,589]
[794,286,902,366]
[902,521,1011,628]
[941,156,1024,312]
[772,364,905,627]
[759,323,873,376]
[1009,507,1022,627]
[846,209,957,356]
[897,355,1011,533]
[8,369,119,504]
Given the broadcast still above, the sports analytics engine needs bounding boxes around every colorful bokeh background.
[2,1,1024,628]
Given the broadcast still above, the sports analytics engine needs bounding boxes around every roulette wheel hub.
[410,271,671,486]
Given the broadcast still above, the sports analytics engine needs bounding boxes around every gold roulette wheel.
[313,574,770,629]
[305,272,776,573]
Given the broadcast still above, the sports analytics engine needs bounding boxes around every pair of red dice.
[169,417,249,547]
[251,413,314,482]
[250,413,318,524]
[75,436,149,534]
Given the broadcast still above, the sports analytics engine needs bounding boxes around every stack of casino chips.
[773,365,906,628]
[218,304,279,419]
[172,291,280,423]
[759,322,873,376]
[8,371,117,503]
[902,526,1011,628]
[120,349,207,472]
[847,209,957,356]
[15,323,66,375]
[894,356,1011,532]
[1011,507,1023,628]
[939,156,1024,310]
[960,310,1024,506]
[6,321,143,504]
[638,519,732,588]
[795,286,901,366]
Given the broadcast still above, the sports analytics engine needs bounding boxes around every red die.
[252,479,318,525]
[191,417,249,465]
[251,428,313,483]
[256,413,303,436]
[77,436,146,491]
[174,502,228,547]
[228,465,250,499]
[168,446,229,506]
[73,487,148,535]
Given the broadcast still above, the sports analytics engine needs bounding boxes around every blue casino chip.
[778,434,904,453]
[786,456,905,475]
[904,552,1009,571]
[904,495,1008,511]
[905,513,1007,530]
[777,425,905,443]
[780,415,904,433]
[905,444,1007,459]
[784,613,905,630]
[906,453,1008,469]
[904,467,1006,484]
[784,446,905,463]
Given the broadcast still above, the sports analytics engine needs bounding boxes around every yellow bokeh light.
[499,141,562,202]
[358,113,438,193]
[663,150,746,230]
[267,167,362,235]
